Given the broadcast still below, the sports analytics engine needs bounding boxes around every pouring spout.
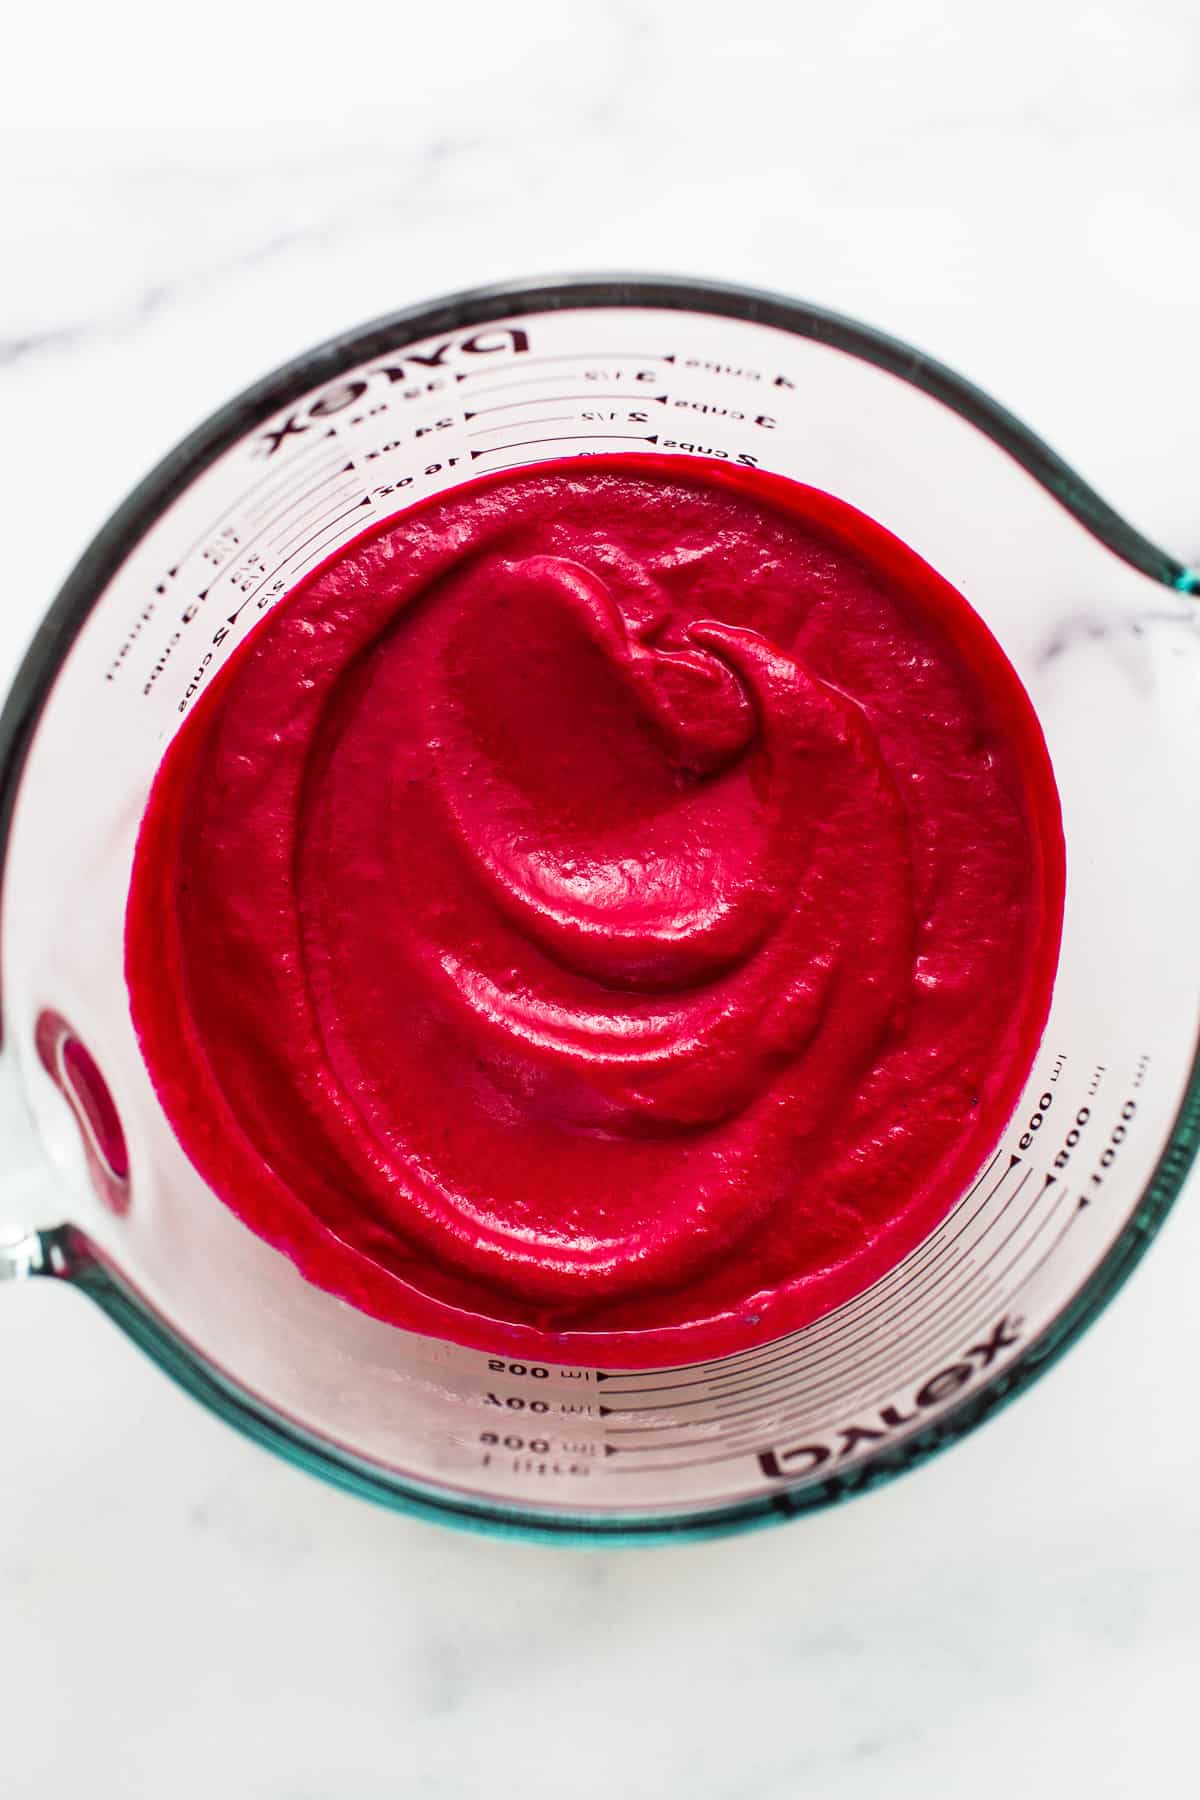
[0,1225,78,1283]
[0,1226,47,1282]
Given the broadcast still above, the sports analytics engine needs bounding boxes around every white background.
[2,3,1198,1795]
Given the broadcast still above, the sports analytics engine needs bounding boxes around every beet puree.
[125,457,1064,1364]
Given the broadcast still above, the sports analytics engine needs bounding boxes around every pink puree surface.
[126,457,1064,1366]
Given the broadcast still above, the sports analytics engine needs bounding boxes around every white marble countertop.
[2,4,1198,1796]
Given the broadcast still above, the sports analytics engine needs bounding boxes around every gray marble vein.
[2,4,1200,1797]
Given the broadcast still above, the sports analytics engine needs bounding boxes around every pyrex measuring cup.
[2,277,1197,1543]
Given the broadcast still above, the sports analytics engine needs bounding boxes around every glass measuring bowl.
[2,276,1197,1544]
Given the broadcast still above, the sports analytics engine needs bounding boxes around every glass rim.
[2,273,1197,1544]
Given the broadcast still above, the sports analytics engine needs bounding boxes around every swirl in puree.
[126,457,1064,1363]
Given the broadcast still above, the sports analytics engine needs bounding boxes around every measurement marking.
[597,1150,1008,1392]
[846,1167,1034,1361]
[458,352,675,382]
[597,1118,1057,1473]
[171,432,335,571]
[281,500,373,564]
[271,517,372,590]
[243,452,346,527]
[270,494,371,561]
[822,1163,1034,1377]
[606,1288,1030,1472]
[467,416,574,436]
[605,1201,1059,1468]
[470,433,658,461]
[1016,1194,1087,1287]
[705,1172,1031,1416]
[252,486,358,568]
[171,460,348,612]
[792,1145,1007,1328]
[701,1267,1004,1441]
[226,553,299,622]
[606,1285,1027,1470]
[601,1170,1044,1444]
[967,1169,1046,1273]
[604,1437,724,1456]
[605,1443,770,1473]
[600,1274,985,1440]
[990,1182,1070,1290]
[700,1327,983,1446]
[465,393,669,419]
[250,465,354,537]
[886,1195,1073,1401]
[838,1192,1073,1435]
[599,1293,954,1430]
[841,1155,1017,1316]
[676,1274,985,1425]
[698,1275,1002,1445]
[263,480,361,553]
[454,374,589,399]
[600,1157,1018,1400]
[696,1184,1040,1444]
[602,1289,949,1427]
[597,1308,896,1396]
[226,499,371,621]
[461,457,559,479]
[788,1156,1024,1357]
[604,1419,721,1435]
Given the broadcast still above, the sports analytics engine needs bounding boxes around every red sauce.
[125,457,1064,1365]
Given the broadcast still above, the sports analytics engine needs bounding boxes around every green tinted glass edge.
[3,274,1197,1545]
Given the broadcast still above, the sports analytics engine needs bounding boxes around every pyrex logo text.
[254,327,531,456]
